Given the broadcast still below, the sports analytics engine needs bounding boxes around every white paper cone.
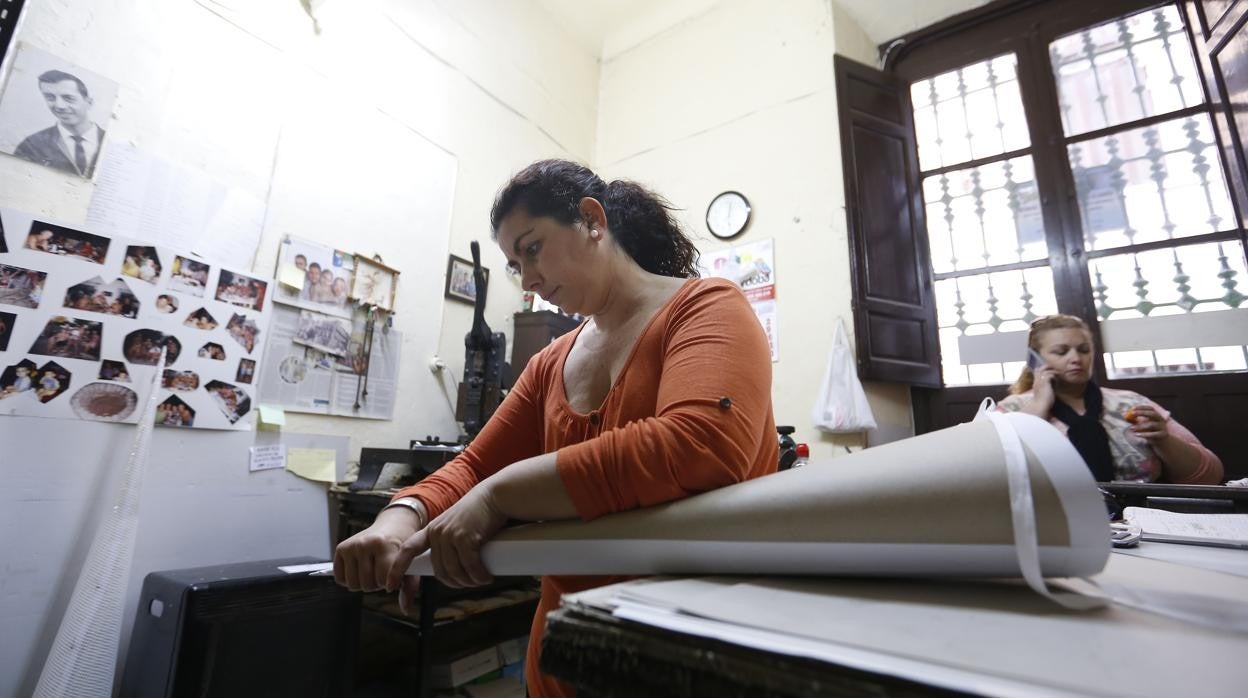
[409,413,1110,578]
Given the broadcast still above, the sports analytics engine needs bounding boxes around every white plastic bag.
[811,319,877,433]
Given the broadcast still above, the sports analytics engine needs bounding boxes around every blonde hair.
[1008,314,1092,395]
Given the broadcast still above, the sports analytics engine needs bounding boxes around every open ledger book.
[1123,507,1248,549]
[408,411,1110,579]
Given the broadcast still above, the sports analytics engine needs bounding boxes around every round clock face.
[706,191,751,240]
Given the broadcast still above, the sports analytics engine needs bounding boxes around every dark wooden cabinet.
[512,311,581,372]
[330,487,538,696]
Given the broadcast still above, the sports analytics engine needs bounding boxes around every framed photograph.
[350,256,398,311]
[445,254,487,305]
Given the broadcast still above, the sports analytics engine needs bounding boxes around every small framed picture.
[445,254,487,305]
[349,256,399,311]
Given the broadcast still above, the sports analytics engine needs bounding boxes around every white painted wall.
[595,0,914,457]
[0,0,599,454]
[0,419,347,697]
[0,0,597,693]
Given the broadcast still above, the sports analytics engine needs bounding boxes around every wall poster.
[699,237,778,362]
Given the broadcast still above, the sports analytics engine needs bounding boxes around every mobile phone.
[1026,348,1046,371]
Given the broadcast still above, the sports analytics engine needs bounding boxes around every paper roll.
[409,412,1110,578]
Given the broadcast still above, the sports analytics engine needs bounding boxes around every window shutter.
[1189,1,1248,230]
[834,55,941,387]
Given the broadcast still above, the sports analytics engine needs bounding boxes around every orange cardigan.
[394,277,778,697]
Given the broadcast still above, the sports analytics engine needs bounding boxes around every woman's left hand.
[388,486,507,591]
[1128,404,1170,444]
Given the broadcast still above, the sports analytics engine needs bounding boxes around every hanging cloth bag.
[811,319,877,433]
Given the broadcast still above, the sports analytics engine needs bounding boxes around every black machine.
[348,437,465,492]
[119,557,360,698]
[457,241,510,440]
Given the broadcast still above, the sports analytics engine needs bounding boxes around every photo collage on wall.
[257,234,401,420]
[0,208,273,429]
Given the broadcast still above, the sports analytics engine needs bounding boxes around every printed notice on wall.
[699,238,778,362]
[258,304,400,419]
[249,444,286,472]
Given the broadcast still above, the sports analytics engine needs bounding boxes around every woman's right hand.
[1023,367,1059,418]
[333,504,425,597]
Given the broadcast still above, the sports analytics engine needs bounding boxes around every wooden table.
[542,545,1248,697]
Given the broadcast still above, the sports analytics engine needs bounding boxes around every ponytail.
[489,159,699,278]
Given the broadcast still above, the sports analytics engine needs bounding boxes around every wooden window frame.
[851,0,1248,476]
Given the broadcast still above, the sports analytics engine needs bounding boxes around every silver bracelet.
[382,497,427,528]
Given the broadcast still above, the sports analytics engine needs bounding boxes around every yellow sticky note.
[278,263,306,289]
[258,404,286,430]
[287,448,337,483]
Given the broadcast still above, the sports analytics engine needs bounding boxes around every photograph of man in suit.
[14,70,105,177]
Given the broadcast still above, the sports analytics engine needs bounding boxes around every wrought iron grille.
[1055,5,1248,379]
[1068,114,1235,251]
[911,54,1030,171]
[912,3,1246,386]
[1050,4,1204,137]
[1093,240,1247,376]
[912,53,1058,386]
[923,156,1048,275]
[935,268,1060,385]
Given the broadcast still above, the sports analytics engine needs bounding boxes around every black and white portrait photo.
[0,44,118,179]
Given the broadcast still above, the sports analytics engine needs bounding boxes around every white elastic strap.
[975,403,1106,610]
[975,401,1248,630]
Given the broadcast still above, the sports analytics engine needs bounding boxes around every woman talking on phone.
[997,314,1222,484]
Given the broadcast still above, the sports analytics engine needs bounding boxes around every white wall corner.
[829,0,879,68]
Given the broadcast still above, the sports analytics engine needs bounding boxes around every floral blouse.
[996,386,1223,484]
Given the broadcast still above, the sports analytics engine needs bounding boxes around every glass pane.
[1093,241,1248,377]
[935,267,1059,386]
[911,54,1030,171]
[1050,4,1203,136]
[1068,114,1236,251]
[922,156,1047,274]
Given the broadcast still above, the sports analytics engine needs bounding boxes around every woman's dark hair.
[489,159,700,278]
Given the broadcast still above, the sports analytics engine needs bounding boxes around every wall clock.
[706,191,751,240]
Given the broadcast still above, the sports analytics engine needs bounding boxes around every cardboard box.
[430,646,501,688]
[463,677,525,698]
[496,635,528,666]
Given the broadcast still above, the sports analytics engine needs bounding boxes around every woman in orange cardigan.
[333,159,778,697]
